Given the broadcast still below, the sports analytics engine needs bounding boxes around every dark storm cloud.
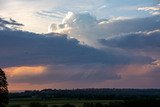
[99,30,160,50]
[0,30,152,68]
[0,15,158,84]
[101,15,160,36]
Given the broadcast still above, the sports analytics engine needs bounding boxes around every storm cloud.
[100,30,160,50]
[0,29,153,68]
[0,11,160,88]
[0,26,154,84]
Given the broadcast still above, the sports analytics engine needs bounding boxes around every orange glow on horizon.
[4,66,47,77]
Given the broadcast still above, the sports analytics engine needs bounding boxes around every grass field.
[9,98,123,107]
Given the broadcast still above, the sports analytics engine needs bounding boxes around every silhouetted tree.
[0,68,9,107]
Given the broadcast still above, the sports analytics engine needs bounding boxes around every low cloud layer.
[6,64,121,84]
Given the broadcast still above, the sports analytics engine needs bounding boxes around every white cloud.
[49,12,100,46]
[138,4,160,15]
[49,12,160,46]
[138,7,160,11]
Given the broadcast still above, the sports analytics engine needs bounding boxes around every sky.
[0,0,160,91]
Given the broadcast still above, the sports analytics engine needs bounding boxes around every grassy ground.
[9,98,123,107]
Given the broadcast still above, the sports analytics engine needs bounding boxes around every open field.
[9,98,122,107]
[8,89,160,107]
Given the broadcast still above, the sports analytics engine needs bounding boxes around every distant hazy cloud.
[6,64,121,84]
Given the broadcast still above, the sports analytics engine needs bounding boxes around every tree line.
[10,88,160,100]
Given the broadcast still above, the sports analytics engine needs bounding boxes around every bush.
[95,102,104,107]
[61,103,75,107]
[83,103,94,107]
[51,105,59,107]
[10,105,21,107]
[125,99,160,107]
[108,102,124,107]
[29,102,48,107]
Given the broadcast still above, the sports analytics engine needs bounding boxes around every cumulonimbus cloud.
[49,12,160,46]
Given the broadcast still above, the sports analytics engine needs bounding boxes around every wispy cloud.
[0,17,23,30]
[37,10,66,20]
[138,4,160,15]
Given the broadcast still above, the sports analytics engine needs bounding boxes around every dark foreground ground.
[9,89,160,107]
